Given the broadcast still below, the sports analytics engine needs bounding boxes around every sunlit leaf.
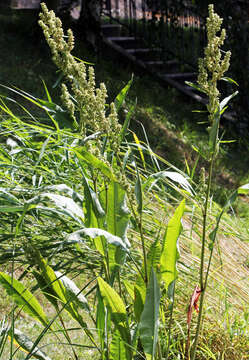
[110,330,126,360]
[74,147,115,180]
[115,75,133,112]
[160,200,185,291]
[54,271,90,312]
[0,272,48,327]
[9,328,51,360]
[97,277,131,358]
[151,171,193,195]
[238,183,249,195]
[67,228,129,252]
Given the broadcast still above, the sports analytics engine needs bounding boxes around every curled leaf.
[187,285,202,329]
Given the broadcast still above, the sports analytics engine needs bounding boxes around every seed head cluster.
[197,4,231,122]
[39,2,121,150]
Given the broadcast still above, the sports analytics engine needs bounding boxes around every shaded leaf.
[135,168,143,213]
[138,269,160,360]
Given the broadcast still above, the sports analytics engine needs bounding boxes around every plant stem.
[139,214,148,285]
[191,153,215,360]
[165,282,176,360]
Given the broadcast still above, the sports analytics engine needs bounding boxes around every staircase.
[101,22,207,105]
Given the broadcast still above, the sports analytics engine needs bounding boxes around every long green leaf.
[96,290,106,354]
[0,272,48,327]
[67,228,129,251]
[134,284,146,323]
[138,268,160,360]
[114,75,133,112]
[81,172,106,255]
[146,238,161,280]
[160,200,185,291]
[104,181,130,278]
[120,102,135,142]
[135,168,143,213]
[97,277,131,358]
[150,171,193,195]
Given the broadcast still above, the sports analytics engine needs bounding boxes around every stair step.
[145,60,179,66]
[126,48,162,61]
[107,36,145,49]
[101,24,122,37]
[161,72,197,80]
[107,36,135,41]
[144,59,179,70]
[126,48,161,54]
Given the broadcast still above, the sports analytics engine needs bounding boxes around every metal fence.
[102,0,206,68]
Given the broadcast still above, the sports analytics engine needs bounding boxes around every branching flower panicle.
[197,4,231,123]
[39,2,121,148]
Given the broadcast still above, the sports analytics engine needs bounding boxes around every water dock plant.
[0,3,248,360]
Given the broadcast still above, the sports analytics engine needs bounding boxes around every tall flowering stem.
[191,5,232,360]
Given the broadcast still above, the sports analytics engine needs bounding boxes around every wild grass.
[0,3,248,360]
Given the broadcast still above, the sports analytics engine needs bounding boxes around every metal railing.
[102,0,206,68]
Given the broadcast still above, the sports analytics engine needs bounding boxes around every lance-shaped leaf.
[0,272,48,327]
[120,102,135,143]
[150,171,193,195]
[135,167,143,213]
[115,75,133,112]
[81,172,105,254]
[160,200,185,291]
[54,271,90,312]
[67,228,129,252]
[138,269,160,360]
[8,328,51,360]
[97,277,131,358]
[39,193,84,222]
[103,181,130,279]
